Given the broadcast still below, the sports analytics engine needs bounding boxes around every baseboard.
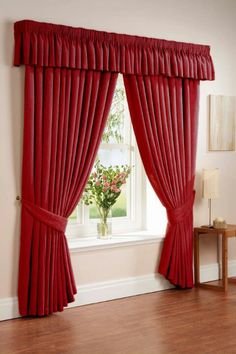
[0,274,172,321]
[200,260,236,283]
[0,297,19,322]
[1,260,236,321]
[68,273,173,309]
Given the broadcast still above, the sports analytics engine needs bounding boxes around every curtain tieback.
[167,191,195,225]
[22,199,67,233]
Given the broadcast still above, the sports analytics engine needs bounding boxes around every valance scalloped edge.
[14,20,215,80]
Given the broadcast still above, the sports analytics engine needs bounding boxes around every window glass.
[68,75,144,236]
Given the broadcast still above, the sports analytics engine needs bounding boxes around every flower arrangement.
[82,160,132,237]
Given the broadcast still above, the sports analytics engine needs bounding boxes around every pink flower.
[111,185,120,193]
[110,185,116,192]
[121,180,126,184]
[102,175,107,180]
[95,181,101,186]
[104,182,110,187]
[102,187,108,192]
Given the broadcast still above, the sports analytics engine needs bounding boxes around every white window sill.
[68,230,164,252]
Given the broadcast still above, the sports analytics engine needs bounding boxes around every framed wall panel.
[209,95,236,151]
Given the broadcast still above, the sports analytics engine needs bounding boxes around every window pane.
[111,187,127,217]
[89,188,127,219]
[69,208,77,222]
[98,148,130,166]
[89,203,100,219]
[102,83,125,144]
[88,147,131,220]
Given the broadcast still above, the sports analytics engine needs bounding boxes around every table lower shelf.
[195,277,236,291]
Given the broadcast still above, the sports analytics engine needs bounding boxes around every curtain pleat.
[14,19,215,314]
[124,74,199,288]
[14,20,215,80]
[18,66,118,316]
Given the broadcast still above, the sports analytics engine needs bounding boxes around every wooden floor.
[2,284,236,354]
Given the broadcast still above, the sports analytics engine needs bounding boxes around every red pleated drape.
[14,20,215,80]
[19,66,117,316]
[13,20,215,314]
[124,75,199,288]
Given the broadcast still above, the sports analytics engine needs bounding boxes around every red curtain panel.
[18,66,117,316]
[124,75,199,288]
[13,20,215,316]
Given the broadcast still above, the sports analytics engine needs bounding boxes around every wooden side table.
[194,225,236,291]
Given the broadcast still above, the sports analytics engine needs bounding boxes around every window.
[67,75,145,238]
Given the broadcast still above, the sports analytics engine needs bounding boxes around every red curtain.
[13,20,215,315]
[124,75,199,288]
[19,65,117,316]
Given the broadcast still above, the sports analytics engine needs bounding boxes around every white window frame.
[66,76,146,239]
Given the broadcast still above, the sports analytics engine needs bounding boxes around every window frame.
[66,76,146,239]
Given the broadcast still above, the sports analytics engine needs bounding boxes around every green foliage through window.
[102,86,125,144]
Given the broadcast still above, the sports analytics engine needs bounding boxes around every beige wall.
[71,243,162,285]
[0,0,236,299]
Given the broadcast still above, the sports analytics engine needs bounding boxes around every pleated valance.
[14,20,215,80]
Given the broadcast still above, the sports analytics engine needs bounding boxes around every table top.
[194,224,236,237]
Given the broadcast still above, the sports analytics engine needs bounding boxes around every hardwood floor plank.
[1,285,236,354]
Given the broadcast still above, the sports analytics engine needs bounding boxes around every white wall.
[0,0,236,301]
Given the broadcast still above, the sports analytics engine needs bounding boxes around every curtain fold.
[19,66,117,316]
[13,19,215,315]
[123,74,199,288]
[14,20,215,80]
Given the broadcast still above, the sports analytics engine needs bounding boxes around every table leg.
[194,230,200,286]
[222,234,228,291]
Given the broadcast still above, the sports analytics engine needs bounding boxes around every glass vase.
[97,208,112,239]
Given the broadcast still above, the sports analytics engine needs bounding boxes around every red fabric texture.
[124,75,199,288]
[22,199,67,233]
[18,65,117,316]
[14,20,214,80]
[14,20,215,314]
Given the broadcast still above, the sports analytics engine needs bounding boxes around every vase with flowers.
[82,160,132,239]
